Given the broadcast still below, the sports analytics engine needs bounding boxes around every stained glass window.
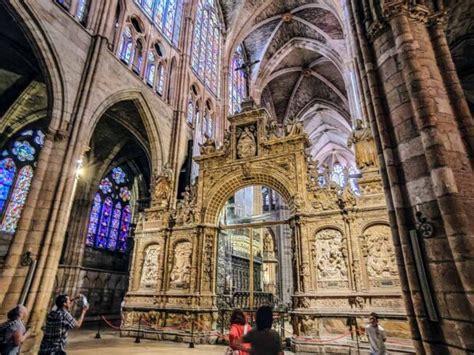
[96,197,113,248]
[1,166,33,233]
[146,52,156,85]
[107,202,122,250]
[229,45,247,114]
[119,27,133,64]
[85,193,101,246]
[0,159,16,214]
[156,63,165,95]
[76,0,89,22]
[134,40,144,73]
[85,165,133,252]
[118,205,131,252]
[112,167,126,184]
[331,163,345,187]
[135,0,184,47]
[191,0,221,95]
[0,129,43,234]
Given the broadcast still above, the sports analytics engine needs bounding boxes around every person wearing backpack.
[0,305,30,355]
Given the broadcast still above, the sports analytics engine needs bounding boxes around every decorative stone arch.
[203,170,296,225]
[84,90,165,170]
[2,3,66,131]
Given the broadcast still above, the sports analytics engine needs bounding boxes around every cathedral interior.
[0,0,473,354]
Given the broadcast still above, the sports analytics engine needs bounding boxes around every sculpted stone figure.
[169,241,192,289]
[285,117,304,136]
[140,245,161,289]
[199,136,217,155]
[347,119,378,170]
[266,119,280,139]
[153,163,172,208]
[237,126,257,158]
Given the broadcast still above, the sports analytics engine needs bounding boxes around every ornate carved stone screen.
[122,104,411,353]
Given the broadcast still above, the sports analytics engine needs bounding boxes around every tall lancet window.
[0,129,45,234]
[136,0,184,46]
[85,166,133,252]
[118,27,133,64]
[191,0,221,95]
[229,45,247,114]
[76,0,90,23]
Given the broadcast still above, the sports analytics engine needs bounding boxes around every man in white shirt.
[365,312,387,355]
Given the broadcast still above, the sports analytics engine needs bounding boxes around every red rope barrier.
[101,316,121,330]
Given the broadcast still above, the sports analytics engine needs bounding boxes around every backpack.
[0,321,14,355]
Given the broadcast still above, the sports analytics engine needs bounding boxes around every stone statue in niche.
[140,245,161,289]
[347,119,378,170]
[263,231,274,254]
[285,117,304,136]
[222,129,232,155]
[315,229,348,284]
[361,225,398,281]
[236,126,257,158]
[199,136,217,155]
[266,119,280,139]
[152,163,173,208]
[174,185,197,225]
[169,241,192,290]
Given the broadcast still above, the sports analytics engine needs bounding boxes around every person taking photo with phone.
[39,294,88,355]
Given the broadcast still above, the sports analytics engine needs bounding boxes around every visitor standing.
[39,294,88,355]
[237,306,283,355]
[0,305,30,355]
[365,312,387,355]
[227,309,251,354]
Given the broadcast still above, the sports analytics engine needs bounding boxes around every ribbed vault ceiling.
[221,0,354,166]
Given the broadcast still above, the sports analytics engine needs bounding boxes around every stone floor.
[68,328,295,354]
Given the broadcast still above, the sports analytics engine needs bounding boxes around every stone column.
[348,1,474,352]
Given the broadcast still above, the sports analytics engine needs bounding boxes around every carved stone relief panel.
[169,241,193,290]
[139,244,161,290]
[360,225,400,288]
[236,124,257,159]
[201,234,214,292]
[313,229,349,289]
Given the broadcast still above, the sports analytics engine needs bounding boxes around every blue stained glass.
[35,130,45,146]
[119,28,133,63]
[99,178,113,194]
[0,158,16,214]
[12,141,35,162]
[157,64,165,95]
[86,193,102,246]
[96,197,113,248]
[118,205,131,252]
[107,202,122,250]
[119,186,131,202]
[76,0,88,21]
[21,130,33,137]
[111,166,126,184]
[1,166,33,233]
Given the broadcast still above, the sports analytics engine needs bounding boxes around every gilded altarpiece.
[122,107,411,353]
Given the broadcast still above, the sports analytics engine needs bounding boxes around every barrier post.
[189,312,195,348]
[135,315,142,343]
[95,315,102,339]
